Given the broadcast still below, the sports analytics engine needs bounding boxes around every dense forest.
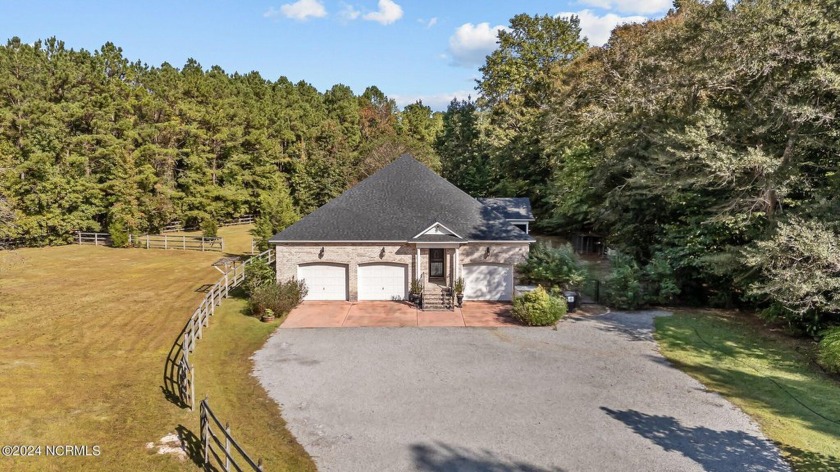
[0,39,442,244]
[1,0,838,332]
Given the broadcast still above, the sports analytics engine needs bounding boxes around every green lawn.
[192,295,315,472]
[655,311,840,471]
[0,224,312,471]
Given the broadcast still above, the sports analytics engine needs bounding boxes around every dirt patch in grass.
[654,311,840,471]
[192,295,315,471]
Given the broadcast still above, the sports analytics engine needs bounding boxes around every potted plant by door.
[409,278,423,306]
[261,308,276,323]
[454,277,465,307]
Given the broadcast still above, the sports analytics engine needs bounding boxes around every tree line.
[0,37,441,245]
[438,0,839,333]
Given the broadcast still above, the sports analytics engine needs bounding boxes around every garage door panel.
[298,264,348,301]
[463,264,513,301]
[358,264,407,300]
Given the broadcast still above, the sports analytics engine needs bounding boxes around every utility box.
[563,291,578,313]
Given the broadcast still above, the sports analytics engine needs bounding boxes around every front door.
[429,249,445,279]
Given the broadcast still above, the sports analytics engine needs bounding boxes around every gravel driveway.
[253,311,789,472]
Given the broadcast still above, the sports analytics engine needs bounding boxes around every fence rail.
[76,232,113,246]
[168,248,273,470]
[161,215,255,233]
[176,248,274,410]
[201,399,263,472]
[130,234,224,252]
[0,237,27,250]
[73,232,225,252]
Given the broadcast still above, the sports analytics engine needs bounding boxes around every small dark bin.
[563,291,578,313]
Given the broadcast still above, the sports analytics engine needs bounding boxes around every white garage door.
[358,263,407,300]
[462,264,513,301]
[297,264,348,301]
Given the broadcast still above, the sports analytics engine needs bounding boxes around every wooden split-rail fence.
[161,215,256,233]
[201,399,264,472]
[175,248,274,471]
[74,232,224,252]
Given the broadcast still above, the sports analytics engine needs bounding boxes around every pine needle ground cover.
[655,312,840,471]
[0,224,311,471]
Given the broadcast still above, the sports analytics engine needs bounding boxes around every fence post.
[221,238,225,253]
[225,273,230,298]
[201,399,209,466]
[78,232,82,245]
[202,238,205,252]
[224,422,231,472]
[164,234,168,250]
[190,367,195,412]
[94,233,99,246]
[183,236,186,250]
[146,235,150,249]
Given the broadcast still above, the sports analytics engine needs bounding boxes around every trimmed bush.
[516,242,586,290]
[512,286,567,326]
[248,279,308,318]
[244,257,275,295]
[818,327,840,374]
[201,218,218,238]
[108,220,130,248]
[603,254,644,310]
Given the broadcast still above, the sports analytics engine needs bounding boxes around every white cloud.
[447,22,506,68]
[362,0,403,25]
[392,90,477,111]
[266,0,327,21]
[417,17,438,28]
[579,0,670,15]
[339,2,360,20]
[558,10,646,46]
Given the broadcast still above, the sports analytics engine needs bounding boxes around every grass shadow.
[175,424,204,468]
[161,315,193,409]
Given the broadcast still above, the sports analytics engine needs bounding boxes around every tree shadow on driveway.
[410,442,565,472]
[601,407,789,471]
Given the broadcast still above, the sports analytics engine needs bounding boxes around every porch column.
[416,247,421,282]
[454,246,460,282]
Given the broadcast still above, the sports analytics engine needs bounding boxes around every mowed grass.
[655,311,840,471]
[192,295,315,472]
[0,224,312,471]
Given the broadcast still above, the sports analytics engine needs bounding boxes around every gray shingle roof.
[477,198,534,221]
[270,155,534,243]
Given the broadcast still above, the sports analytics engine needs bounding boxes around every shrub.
[108,219,131,248]
[744,217,840,336]
[201,218,218,238]
[512,286,567,326]
[818,327,840,374]
[516,243,587,290]
[643,252,680,304]
[603,253,644,310]
[244,257,275,295]
[248,279,308,318]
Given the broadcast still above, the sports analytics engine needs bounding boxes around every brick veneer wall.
[274,242,531,301]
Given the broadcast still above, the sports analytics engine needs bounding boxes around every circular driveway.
[253,311,789,472]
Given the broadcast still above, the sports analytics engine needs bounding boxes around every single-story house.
[270,154,535,302]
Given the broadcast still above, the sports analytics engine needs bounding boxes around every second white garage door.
[357,263,407,300]
[297,263,348,301]
[462,263,513,301]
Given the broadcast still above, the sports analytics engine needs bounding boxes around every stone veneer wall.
[274,242,531,301]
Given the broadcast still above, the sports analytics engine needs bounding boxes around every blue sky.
[0,0,671,110]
